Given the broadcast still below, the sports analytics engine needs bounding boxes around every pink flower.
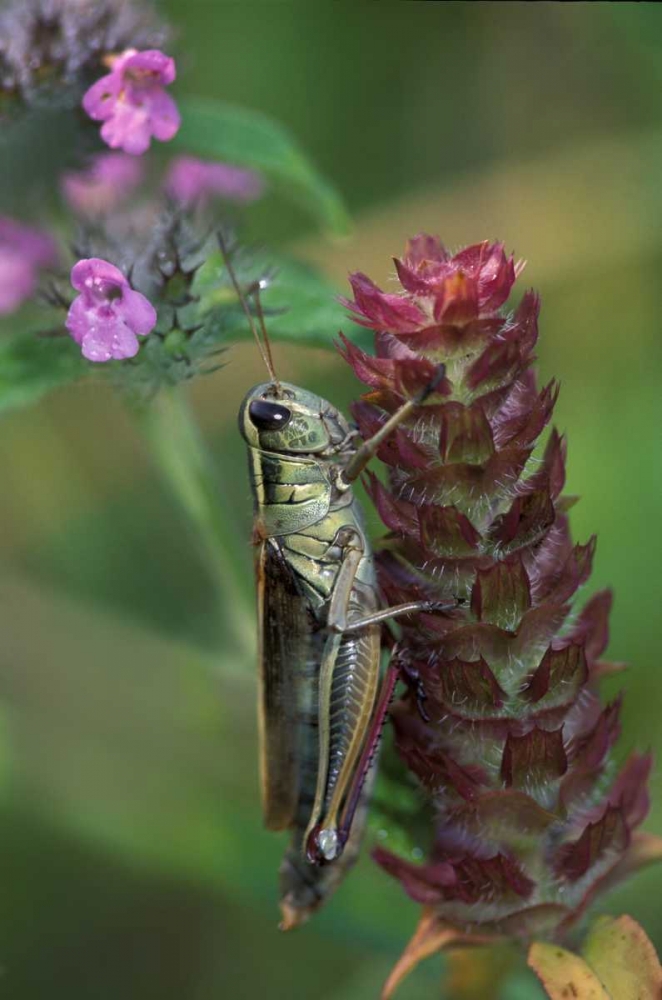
[0,216,57,315]
[82,48,180,156]
[163,156,264,207]
[61,152,144,216]
[66,258,156,362]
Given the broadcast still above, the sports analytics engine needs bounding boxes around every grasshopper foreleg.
[342,363,446,483]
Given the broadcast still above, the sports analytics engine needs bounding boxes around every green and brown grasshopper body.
[223,223,447,928]
[239,375,448,928]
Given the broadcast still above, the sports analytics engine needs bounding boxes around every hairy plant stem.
[135,386,255,668]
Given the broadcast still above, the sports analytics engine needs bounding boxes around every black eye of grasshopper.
[249,399,292,431]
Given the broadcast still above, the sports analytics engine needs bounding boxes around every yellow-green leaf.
[582,915,662,1000]
[528,942,609,1000]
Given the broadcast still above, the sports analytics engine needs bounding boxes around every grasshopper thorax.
[238,381,351,456]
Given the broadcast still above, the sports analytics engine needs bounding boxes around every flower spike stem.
[444,944,517,1000]
[135,386,254,666]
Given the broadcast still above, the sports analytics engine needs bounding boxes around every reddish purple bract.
[341,234,655,944]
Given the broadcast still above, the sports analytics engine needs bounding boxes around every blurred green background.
[1,2,662,997]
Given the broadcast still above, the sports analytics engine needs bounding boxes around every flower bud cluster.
[0,0,168,114]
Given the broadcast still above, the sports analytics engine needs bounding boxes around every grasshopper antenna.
[252,279,279,390]
[216,231,281,392]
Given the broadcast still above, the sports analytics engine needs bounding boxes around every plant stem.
[444,945,517,1000]
[134,386,255,668]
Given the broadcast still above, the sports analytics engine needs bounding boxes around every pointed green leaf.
[174,97,351,236]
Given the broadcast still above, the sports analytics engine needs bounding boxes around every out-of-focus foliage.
[1,3,661,999]
[174,98,351,235]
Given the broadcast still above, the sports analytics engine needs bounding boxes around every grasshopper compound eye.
[249,399,292,431]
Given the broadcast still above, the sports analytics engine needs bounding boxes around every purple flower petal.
[84,314,140,361]
[0,216,57,267]
[61,153,144,216]
[65,294,91,344]
[0,216,57,315]
[81,71,121,122]
[123,288,157,335]
[107,323,140,360]
[0,248,36,315]
[147,89,181,142]
[122,48,176,85]
[71,258,127,295]
[80,315,140,363]
[164,155,264,206]
[81,48,180,155]
[66,257,156,363]
[99,101,152,155]
[80,325,117,362]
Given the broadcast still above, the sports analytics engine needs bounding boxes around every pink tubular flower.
[0,216,57,315]
[61,152,144,216]
[66,258,156,362]
[82,48,180,156]
[163,156,264,207]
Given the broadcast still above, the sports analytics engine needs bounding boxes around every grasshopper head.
[239,381,349,455]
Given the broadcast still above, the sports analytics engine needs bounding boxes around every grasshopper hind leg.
[279,763,378,930]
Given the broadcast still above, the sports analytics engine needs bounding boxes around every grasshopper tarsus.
[416,362,447,404]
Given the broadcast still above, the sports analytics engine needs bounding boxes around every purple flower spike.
[61,153,144,216]
[0,216,57,315]
[82,48,180,156]
[164,156,264,207]
[66,258,157,362]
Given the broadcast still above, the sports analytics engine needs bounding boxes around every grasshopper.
[226,243,450,928]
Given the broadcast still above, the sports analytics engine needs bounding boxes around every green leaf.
[194,250,371,352]
[0,332,88,416]
[174,97,351,236]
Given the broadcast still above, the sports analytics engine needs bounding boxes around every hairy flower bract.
[340,234,656,966]
[66,257,156,362]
